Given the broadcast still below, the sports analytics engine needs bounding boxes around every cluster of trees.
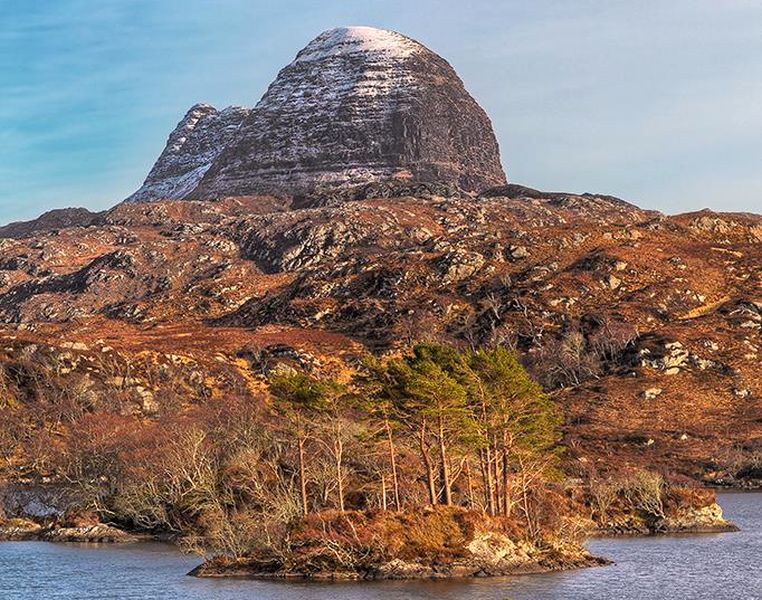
[266,344,560,522]
[2,342,563,555]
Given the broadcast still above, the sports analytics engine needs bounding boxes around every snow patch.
[294,26,420,63]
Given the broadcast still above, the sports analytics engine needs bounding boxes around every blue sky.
[1,0,760,223]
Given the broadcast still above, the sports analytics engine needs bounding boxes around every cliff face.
[126,26,506,202]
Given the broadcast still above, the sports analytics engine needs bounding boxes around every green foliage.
[390,346,471,429]
[385,343,561,463]
[466,346,561,459]
[269,372,331,413]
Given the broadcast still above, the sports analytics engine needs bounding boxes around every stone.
[509,245,530,260]
[643,387,662,399]
[441,250,485,283]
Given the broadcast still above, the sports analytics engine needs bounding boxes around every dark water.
[0,492,759,600]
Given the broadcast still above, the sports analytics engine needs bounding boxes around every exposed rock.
[0,520,139,543]
[661,502,736,534]
[643,387,663,399]
[441,250,485,283]
[0,208,100,239]
[39,523,139,543]
[126,104,251,202]
[129,26,506,202]
[606,274,622,290]
[0,518,42,540]
[639,340,690,371]
[509,245,530,260]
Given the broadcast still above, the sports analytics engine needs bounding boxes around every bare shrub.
[531,315,637,389]
[619,470,665,519]
[589,479,618,521]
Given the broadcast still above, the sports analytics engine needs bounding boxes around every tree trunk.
[479,448,492,515]
[484,444,496,516]
[502,446,511,516]
[297,436,308,515]
[385,417,401,511]
[381,473,387,511]
[335,423,345,513]
[522,471,535,539]
[438,416,452,506]
[492,436,503,515]
[465,457,474,508]
[419,419,437,505]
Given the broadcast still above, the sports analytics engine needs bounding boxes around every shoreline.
[589,522,739,538]
[188,551,612,581]
[0,517,738,582]
[0,491,748,582]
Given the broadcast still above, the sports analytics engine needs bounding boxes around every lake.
[0,492,758,600]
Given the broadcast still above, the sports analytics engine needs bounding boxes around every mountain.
[1,25,759,513]
[127,26,506,202]
[0,207,100,239]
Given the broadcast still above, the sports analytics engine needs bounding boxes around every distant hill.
[0,207,100,239]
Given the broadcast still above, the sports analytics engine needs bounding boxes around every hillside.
[1,183,759,487]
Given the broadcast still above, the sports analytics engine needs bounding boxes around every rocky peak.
[290,26,420,64]
[126,104,250,203]
[127,26,506,202]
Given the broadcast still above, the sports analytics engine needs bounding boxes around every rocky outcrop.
[0,519,139,543]
[589,484,738,536]
[0,208,100,239]
[127,26,506,202]
[661,502,737,534]
[39,523,140,543]
[126,104,250,202]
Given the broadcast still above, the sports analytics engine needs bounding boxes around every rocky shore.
[0,518,141,543]
[189,552,609,580]
[591,501,737,536]
[188,507,609,580]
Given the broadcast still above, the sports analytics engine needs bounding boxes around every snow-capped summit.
[292,26,420,63]
[127,26,506,202]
